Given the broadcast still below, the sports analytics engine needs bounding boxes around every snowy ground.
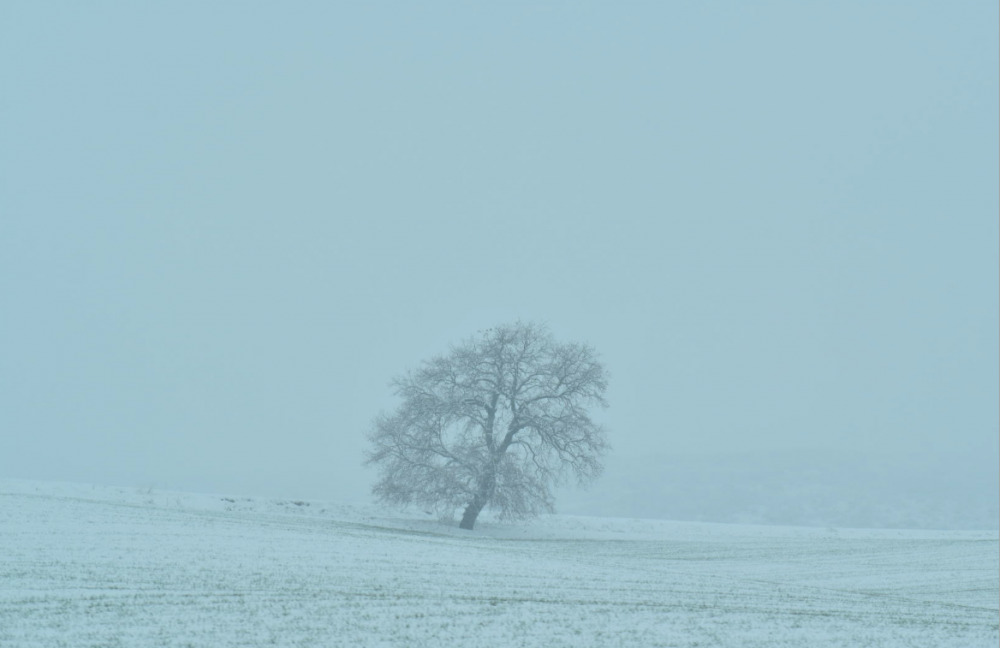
[2,479,997,647]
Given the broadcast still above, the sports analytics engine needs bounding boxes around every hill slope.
[1,479,997,647]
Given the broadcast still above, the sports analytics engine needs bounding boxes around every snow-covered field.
[2,479,997,647]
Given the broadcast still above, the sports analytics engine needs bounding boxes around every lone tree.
[364,321,610,530]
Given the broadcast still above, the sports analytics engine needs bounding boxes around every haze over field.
[1,2,997,529]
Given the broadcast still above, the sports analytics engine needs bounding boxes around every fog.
[2,2,997,528]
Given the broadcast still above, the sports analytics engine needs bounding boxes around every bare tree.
[364,321,610,530]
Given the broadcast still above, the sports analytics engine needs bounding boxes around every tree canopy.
[364,321,610,530]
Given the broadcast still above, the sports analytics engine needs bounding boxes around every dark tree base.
[459,499,485,530]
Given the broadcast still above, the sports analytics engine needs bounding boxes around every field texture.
[1,479,997,647]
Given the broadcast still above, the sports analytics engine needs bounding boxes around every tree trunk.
[459,496,486,530]
[460,470,496,530]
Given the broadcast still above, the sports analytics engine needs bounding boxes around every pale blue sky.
[1,1,997,501]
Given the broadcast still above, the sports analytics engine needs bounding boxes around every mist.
[2,1,997,530]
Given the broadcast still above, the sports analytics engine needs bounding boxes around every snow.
[2,478,997,647]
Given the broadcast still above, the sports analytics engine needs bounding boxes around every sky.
[1,1,997,506]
